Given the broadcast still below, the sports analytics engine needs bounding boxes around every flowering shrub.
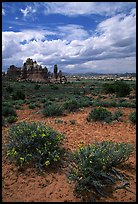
[5,121,64,172]
[67,141,133,200]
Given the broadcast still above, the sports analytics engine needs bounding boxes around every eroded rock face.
[6,58,66,83]
[7,65,21,79]
[20,58,49,82]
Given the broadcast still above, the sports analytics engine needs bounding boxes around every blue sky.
[2,2,136,73]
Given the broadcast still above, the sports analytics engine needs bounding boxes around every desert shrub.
[2,106,17,117]
[43,100,52,108]
[40,98,47,103]
[15,105,21,109]
[2,101,13,107]
[92,100,118,108]
[28,103,37,109]
[87,107,113,123]
[119,101,136,108]
[7,116,17,123]
[103,81,131,97]
[102,83,115,94]
[112,110,123,121]
[109,101,118,107]
[114,81,131,97]
[6,85,13,93]
[12,90,25,100]
[51,85,59,90]
[129,112,136,124]
[42,104,64,116]
[16,99,25,105]
[5,121,64,172]
[67,141,134,200]
[35,103,41,108]
[34,84,40,90]
[63,99,79,112]
[79,97,93,107]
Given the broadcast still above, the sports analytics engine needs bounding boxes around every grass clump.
[5,121,64,173]
[67,141,134,201]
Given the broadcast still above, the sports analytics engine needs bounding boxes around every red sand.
[2,106,136,202]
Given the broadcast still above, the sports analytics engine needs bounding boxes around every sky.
[2,2,136,74]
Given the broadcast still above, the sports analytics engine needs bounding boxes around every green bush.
[34,84,40,90]
[102,83,115,94]
[103,81,131,97]
[87,107,113,123]
[7,116,17,123]
[119,101,136,108]
[43,100,52,108]
[5,121,64,172]
[6,85,13,93]
[12,90,26,100]
[42,104,64,117]
[28,103,36,109]
[63,99,79,112]
[129,112,136,124]
[67,141,134,200]
[15,105,21,110]
[2,106,17,117]
[51,85,59,90]
[115,81,131,97]
[112,110,123,121]
[79,97,93,107]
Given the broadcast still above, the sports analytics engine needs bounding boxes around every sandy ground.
[2,106,136,202]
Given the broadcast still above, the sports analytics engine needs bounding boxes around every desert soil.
[2,105,136,202]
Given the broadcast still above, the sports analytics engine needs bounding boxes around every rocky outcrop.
[7,65,21,79]
[21,58,49,82]
[6,58,67,83]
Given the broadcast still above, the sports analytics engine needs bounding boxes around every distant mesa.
[4,58,67,83]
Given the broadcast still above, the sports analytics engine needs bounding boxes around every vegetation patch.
[6,116,17,124]
[63,99,79,112]
[112,110,124,121]
[103,81,131,97]
[129,112,136,124]
[42,103,64,117]
[67,141,134,201]
[87,107,113,123]
[5,121,64,173]
[12,90,26,100]
[2,105,17,117]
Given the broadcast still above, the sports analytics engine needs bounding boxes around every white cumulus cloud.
[2,7,136,73]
